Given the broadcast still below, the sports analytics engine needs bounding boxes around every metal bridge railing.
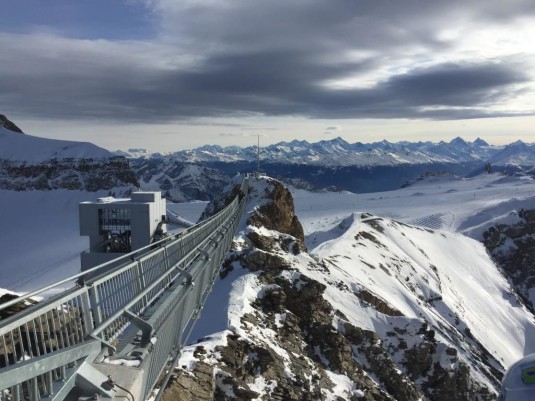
[0,177,249,401]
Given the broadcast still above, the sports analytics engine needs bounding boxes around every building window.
[99,208,132,253]
[99,208,131,232]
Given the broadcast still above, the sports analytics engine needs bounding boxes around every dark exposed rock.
[241,249,291,277]
[247,178,306,253]
[246,231,278,252]
[404,343,435,378]
[0,157,138,191]
[355,290,404,317]
[0,114,23,133]
[424,362,493,401]
[0,294,38,320]
[483,208,535,312]
[199,182,243,221]
[161,361,215,401]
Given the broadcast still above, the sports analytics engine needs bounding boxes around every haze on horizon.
[2,0,535,152]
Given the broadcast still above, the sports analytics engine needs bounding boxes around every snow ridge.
[0,127,111,162]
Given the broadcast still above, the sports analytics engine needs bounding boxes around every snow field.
[291,173,535,238]
[309,212,535,378]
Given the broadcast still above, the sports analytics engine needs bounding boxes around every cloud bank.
[1,0,534,125]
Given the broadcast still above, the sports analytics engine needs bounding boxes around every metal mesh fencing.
[0,177,249,401]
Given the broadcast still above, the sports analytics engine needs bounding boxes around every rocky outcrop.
[161,360,216,401]
[0,157,138,191]
[162,177,498,401]
[483,209,535,312]
[246,178,306,255]
[247,179,305,245]
[0,114,23,133]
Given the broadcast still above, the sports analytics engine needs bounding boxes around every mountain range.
[118,136,535,197]
[118,136,535,169]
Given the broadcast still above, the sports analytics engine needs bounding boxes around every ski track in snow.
[292,173,535,240]
[407,212,455,230]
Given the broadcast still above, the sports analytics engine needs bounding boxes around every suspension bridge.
[0,177,249,401]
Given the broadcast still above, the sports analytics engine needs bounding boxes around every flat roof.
[80,192,162,205]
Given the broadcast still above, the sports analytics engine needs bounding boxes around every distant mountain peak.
[473,137,489,147]
[331,136,348,143]
[0,115,23,134]
[449,136,468,146]
[510,139,527,147]
[319,136,348,145]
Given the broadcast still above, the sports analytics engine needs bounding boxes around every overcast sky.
[2,0,535,151]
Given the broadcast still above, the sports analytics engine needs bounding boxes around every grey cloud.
[381,62,528,106]
[0,44,530,123]
[219,132,246,137]
[1,1,534,124]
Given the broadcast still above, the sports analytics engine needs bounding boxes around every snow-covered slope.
[0,189,123,293]
[312,213,535,368]
[292,172,535,238]
[0,126,111,162]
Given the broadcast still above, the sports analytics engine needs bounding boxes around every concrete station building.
[79,192,166,271]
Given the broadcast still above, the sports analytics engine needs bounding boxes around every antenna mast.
[257,134,260,176]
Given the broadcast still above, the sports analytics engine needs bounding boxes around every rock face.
[0,157,138,191]
[247,179,306,251]
[483,209,535,312]
[0,114,23,133]
[162,177,501,401]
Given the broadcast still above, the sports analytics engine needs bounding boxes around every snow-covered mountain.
[487,140,535,168]
[3,127,535,399]
[130,156,230,202]
[0,122,138,191]
[113,148,153,159]
[121,136,535,199]
[153,136,501,167]
[160,176,535,401]
[482,209,535,313]
[3,114,535,399]
[0,126,111,162]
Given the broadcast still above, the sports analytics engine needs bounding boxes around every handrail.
[0,179,243,312]
[0,176,250,401]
